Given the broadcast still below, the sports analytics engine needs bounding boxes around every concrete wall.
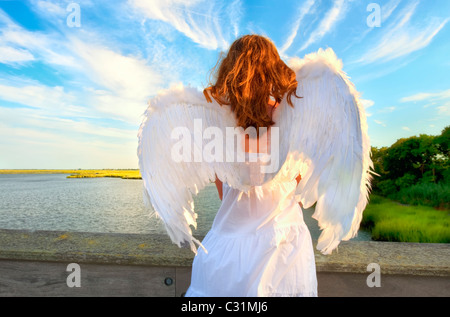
[0,229,448,297]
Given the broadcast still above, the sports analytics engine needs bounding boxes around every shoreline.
[0,169,142,179]
[1,171,447,243]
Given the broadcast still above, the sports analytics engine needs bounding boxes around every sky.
[0,0,449,169]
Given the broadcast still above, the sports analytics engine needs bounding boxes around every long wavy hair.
[204,34,299,133]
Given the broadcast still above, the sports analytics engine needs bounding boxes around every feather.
[284,48,373,254]
[138,84,260,253]
[137,48,373,255]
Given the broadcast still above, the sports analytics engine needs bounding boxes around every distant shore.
[0,169,142,179]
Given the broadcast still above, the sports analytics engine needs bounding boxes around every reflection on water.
[0,174,371,241]
[0,174,153,234]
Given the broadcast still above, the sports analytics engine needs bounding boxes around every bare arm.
[296,173,303,208]
[296,173,302,185]
[215,175,223,201]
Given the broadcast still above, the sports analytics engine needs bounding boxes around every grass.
[362,194,450,243]
[66,169,141,179]
[392,182,450,210]
[0,169,142,179]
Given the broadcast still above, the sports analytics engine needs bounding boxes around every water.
[0,173,371,241]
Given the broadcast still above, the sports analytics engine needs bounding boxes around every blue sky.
[0,0,449,169]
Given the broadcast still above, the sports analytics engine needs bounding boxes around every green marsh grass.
[393,182,450,210]
[362,195,450,243]
[66,170,141,179]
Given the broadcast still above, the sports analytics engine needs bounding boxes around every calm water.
[0,174,371,241]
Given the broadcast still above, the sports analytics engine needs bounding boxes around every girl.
[185,35,318,297]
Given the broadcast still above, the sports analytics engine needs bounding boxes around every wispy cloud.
[297,0,347,52]
[0,120,137,168]
[279,0,315,54]
[130,0,240,50]
[374,120,386,127]
[228,0,243,38]
[379,106,396,113]
[0,3,167,168]
[0,17,162,124]
[356,1,449,64]
[400,89,450,103]
[341,0,401,55]
[0,0,448,167]
[0,46,35,64]
[350,56,414,83]
[0,8,77,67]
[401,89,450,117]
[0,79,76,113]
[381,0,402,22]
[361,99,375,108]
[437,105,450,116]
[0,79,139,169]
[73,39,163,120]
[360,99,375,117]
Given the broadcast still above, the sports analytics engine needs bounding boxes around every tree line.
[370,125,449,209]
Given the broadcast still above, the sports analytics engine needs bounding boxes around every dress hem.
[185,287,318,297]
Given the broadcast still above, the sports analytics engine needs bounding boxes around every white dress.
[138,51,373,271]
[185,175,318,297]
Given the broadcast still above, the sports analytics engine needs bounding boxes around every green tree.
[433,125,450,184]
[370,126,449,199]
[383,134,440,183]
[434,126,450,156]
[370,146,387,192]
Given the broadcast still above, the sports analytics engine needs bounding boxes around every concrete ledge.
[0,229,448,277]
[0,229,192,267]
[314,240,449,277]
[0,229,449,297]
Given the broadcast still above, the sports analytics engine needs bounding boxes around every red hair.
[204,34,299,131]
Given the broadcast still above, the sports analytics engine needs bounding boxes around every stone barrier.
[0,229,448,297]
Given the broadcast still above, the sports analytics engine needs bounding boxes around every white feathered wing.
[137,48,373,255]
[137,84,250,254]
[280,48,374,254]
